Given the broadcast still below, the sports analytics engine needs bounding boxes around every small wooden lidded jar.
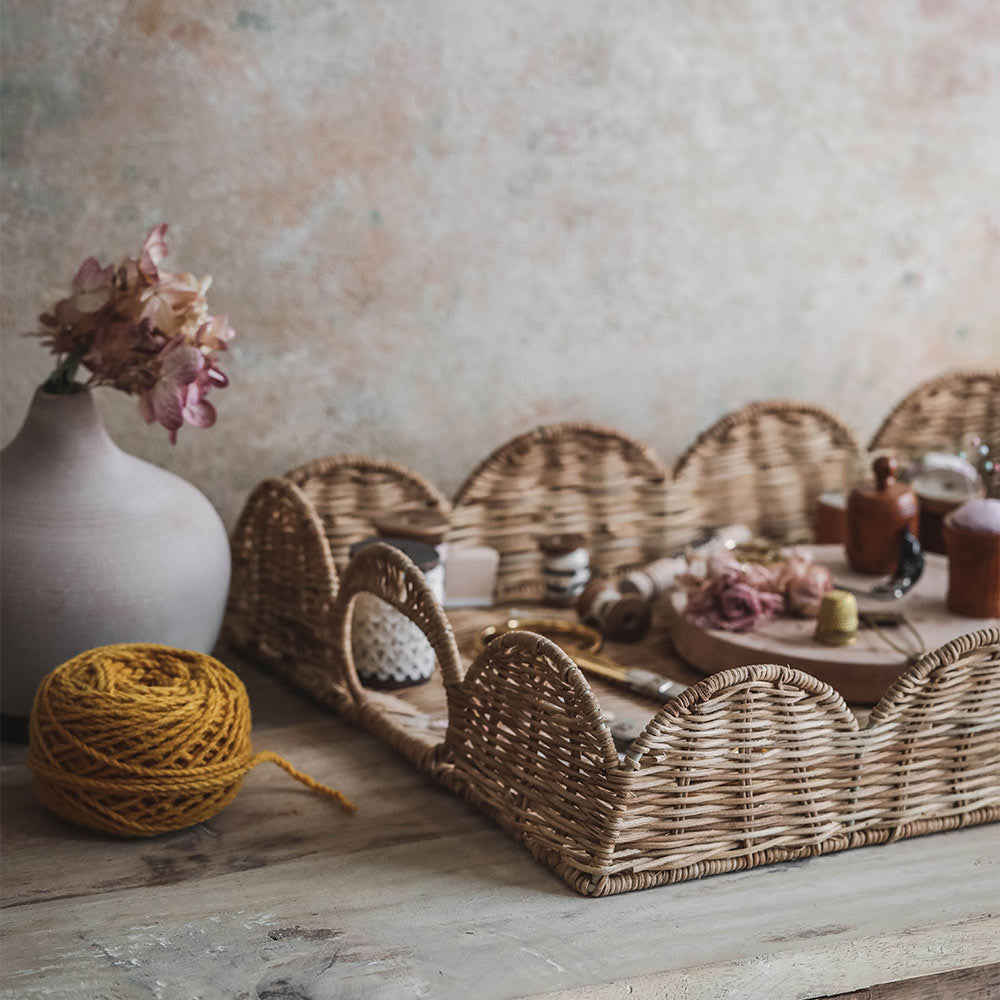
[943,498,1000,618]
[845,457,919,575]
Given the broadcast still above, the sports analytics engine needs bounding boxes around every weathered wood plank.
[1,712,489,909]
[3,644,996,999]
[813,963,999,999]
[2,811,997,998]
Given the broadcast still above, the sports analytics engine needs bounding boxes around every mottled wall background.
[2,0,998,524]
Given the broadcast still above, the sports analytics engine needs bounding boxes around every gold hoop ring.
[474,618,604,654]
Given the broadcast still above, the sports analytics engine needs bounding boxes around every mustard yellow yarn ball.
[28,643,258,836]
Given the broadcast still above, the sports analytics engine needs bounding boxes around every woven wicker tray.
[225,380,1000,895]
[227,533,1000,896]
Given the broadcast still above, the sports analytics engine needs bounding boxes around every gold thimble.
[814,589,859,646]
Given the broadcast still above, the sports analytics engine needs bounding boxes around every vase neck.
[3,389,121,470]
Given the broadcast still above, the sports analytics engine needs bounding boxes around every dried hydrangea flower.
[32,223,234,441]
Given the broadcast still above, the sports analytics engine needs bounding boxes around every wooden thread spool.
[620,526,754,601]
[577,579,652,643]
[619,556,685,602]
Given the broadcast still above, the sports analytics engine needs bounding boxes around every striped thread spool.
[540,533,590,605]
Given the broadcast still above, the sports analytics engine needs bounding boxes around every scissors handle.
[476,618,685,702]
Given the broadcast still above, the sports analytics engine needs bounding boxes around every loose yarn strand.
[250,751,357,812]
[28,643,355,837]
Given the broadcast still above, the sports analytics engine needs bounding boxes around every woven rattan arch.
[868,369,1000,496]
[443,631,626,886]
[285,455,451,570]
[666,401,864,548]
[440,628,998,896]
[330,542,462,772]
[581,631,999,895]
[224,478,345,709]
[449,422,669,600]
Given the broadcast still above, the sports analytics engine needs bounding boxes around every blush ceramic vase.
[1,389,231,735]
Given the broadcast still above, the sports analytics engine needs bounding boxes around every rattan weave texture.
[449,422,670,601]
[667,402,864,549]
[226,477,340,698]
[225,379,999,893]
[869,369,1000,497]
[225,536,1000,896]
[285,455,451,570]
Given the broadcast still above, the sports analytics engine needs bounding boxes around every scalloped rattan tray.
[225,381,1000,894]
[227,538,1000,897]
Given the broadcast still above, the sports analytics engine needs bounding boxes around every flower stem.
[41,353,84,395]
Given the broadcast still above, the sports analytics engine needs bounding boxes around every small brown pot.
[845,457,919,575]
[943,499,1000,618]
[814,491,847,545]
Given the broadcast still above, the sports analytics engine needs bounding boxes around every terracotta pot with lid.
[943,498,1000,618]
[845,456,919,575]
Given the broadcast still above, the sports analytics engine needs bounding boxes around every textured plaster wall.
[2,0,998,526]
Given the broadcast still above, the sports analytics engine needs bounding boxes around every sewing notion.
[475,618,685,702]
[539,533,591,605]
[576,579,652,642]
[349,536,444,687]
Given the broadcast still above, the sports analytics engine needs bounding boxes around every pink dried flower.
[181,352,229,431]
[195,315,234,352]
[71,257,114,314]
[705,550,783,594]
[138,338,201,444]
[777,552,833,617]
[33,223,234,441]
[686,571,785,632]
[139,223,169,282]
[683,546,833,631]
[85,317,162,391]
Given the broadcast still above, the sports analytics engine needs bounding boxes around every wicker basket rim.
[621,630,1000,767]
[671,400,864,479]
[867,368,1000,453]
[285,454,452,512]
[242,475,339,589]
[335,540,464,694]
[866,626,1000,726]
[460,628,620,767]
[452,421,668,507]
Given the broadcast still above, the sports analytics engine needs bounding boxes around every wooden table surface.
[2,635,999,1000]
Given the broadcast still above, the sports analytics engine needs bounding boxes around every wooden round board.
[668,544,999,705]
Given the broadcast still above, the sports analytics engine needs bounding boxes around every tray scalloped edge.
[225,510,1000,897]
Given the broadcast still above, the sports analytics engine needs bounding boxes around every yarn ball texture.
[28,643,354,836]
